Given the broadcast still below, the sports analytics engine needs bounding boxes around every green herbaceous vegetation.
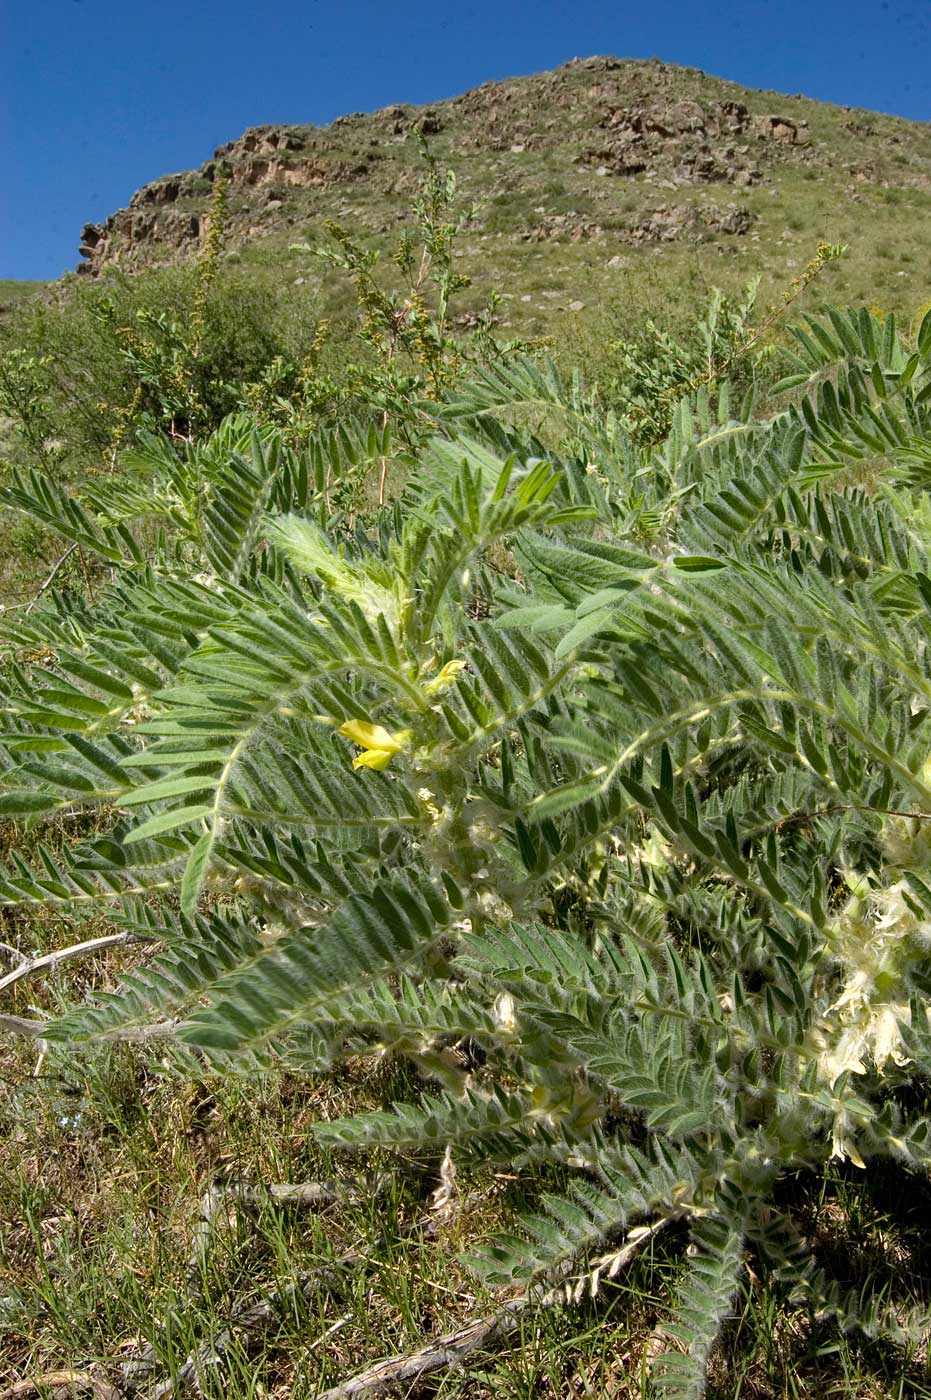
[3,148,931,1398]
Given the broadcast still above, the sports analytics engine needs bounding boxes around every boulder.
[130,176,183,208]
[627,202,752,243]
[412,110,442,135]
[756,114,799,144]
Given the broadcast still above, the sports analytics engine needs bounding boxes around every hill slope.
[74,55,931,328]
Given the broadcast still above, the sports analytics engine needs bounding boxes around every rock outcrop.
[73,55,917,276]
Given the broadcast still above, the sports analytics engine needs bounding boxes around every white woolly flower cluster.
[270,517,402,626]
[493,991,518,1035]
[475,886,514,925]
[812,878,931,1165]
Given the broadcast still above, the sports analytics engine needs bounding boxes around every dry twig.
[185,1179,354,1292]
[0,1012,177,1041]
[0,932,144,997]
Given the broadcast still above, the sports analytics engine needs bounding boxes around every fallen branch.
[315,1218,671,1400]
[185,1179,356,1292]
[0,1013,55,1038]
[0,932,144,996]
[316,1302,525,1400]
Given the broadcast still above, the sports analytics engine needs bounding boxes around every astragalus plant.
[3,306,931,1395]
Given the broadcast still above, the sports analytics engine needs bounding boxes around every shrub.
[2,304,931,1395]
[0,149,533,492]
[0,264,308,472]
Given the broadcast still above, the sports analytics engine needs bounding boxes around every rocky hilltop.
[76,56,931,279]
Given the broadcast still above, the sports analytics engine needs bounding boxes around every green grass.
[0,281,45,317]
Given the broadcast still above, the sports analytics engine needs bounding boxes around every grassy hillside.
[72,56,931,329]
[2,56,928,560]
[2,55,930,488]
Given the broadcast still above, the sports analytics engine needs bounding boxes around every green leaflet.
[122,804,213,844]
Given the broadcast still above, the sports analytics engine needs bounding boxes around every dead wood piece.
[315,1306,524,1399]
[185,1180,347,1292]
[0,932,144,997]
[0,1012,178,1041]
[267,1182,346,1205]
[0,1371,123,1400]
[0,1013,50,1038]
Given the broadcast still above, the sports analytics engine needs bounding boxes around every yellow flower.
[423,659,467,697]
[338,719,412,771]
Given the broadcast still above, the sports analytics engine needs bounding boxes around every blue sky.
[3,0,930,281]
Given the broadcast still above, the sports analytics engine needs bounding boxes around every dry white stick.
[0,1370,122,1400]
[185,1180,349,1288]
[266,1182,346,1205]
[308,1313,353,1354]
[0,1012,53,1037]
[0,931,142,996]
[315,1302,526,1400]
